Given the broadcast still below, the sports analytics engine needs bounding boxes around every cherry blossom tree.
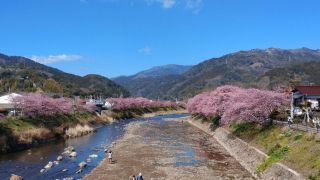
[187,85,289,125]
[106,97,179,110]
[0,113,5,120]
[14,93,73,116]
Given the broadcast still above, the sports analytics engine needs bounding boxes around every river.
[0,114,189,180]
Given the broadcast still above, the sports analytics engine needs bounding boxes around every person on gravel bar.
[108,150,112,164]
[137,172,143,180]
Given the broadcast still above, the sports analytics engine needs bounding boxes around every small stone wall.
[187,119,303,180]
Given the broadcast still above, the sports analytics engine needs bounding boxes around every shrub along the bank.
[187,85,289,125]
[107,97,183,110]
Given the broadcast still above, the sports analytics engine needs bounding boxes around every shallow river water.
[0,114,189,180]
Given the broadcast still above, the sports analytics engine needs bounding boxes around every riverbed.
[0,114,188,179]
[86,117,253,179]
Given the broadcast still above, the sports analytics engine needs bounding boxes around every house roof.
[0,93,21,104]
[294,86,320,96]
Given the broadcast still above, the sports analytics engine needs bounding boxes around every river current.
[0,114,188,180]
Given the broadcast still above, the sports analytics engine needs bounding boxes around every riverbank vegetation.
[107,97,185,119]
[187,85,320,179]
[0,94,184,153]
[187,86,320,178]
[230,122,320,179]
[0,111,98,153]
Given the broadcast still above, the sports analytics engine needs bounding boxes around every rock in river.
[76,169,83,174]
[69,151,77,157]
[44,161,54,169]
[79,161,87,169]
[65,146,75,152]
[89,154,98,158]
[57,155,63,161]
[62,177,74,180]
[10,174,23,180]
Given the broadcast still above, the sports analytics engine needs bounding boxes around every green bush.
[230,122,261,137]
[256,144,289,174]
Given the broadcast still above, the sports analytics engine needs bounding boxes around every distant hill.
[114,48,320,100]
[0,53,130,97]
[131,64,192,79]
[255,61,320,89]
[112,64,192,97]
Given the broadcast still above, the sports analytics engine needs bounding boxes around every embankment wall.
[187,119,303,180]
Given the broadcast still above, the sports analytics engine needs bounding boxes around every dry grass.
[13,128,52,144]
[65,124,94,138]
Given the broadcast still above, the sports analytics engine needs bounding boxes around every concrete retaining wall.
[187,119,303,180]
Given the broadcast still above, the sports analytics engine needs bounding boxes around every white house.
[103,101,113,109]
[291,86,320,117]
[0,93,22,110]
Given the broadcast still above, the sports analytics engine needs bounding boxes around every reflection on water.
[0,114,189,180]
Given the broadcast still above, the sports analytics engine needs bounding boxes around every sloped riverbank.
[187,119,303,180]
[0,108,185,154]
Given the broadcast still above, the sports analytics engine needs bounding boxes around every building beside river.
[0,93,22,116]
[291,86,320,117]
[0,93,21,109]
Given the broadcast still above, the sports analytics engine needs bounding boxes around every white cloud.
[145,0,176,9]
[138,46,152,54]
[162,0,176,8]
[185,0,203,14]
[30,54,83,64]
[145,0,203,13]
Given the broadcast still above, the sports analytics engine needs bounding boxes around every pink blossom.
[106,97,179,110]
[187,86,289,124]
[14,93,73,116]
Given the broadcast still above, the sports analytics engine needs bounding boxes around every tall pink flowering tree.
[187,85,289,125]
[14,93,73,116]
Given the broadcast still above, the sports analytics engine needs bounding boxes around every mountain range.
[2,48,320,100]
[113,48,320,100]
[0,53,129,97]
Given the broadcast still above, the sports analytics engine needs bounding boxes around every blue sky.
[0,0,319,78]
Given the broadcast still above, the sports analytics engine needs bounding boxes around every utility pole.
[290,92,294,119]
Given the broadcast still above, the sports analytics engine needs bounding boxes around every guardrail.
[273,120,320,133]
